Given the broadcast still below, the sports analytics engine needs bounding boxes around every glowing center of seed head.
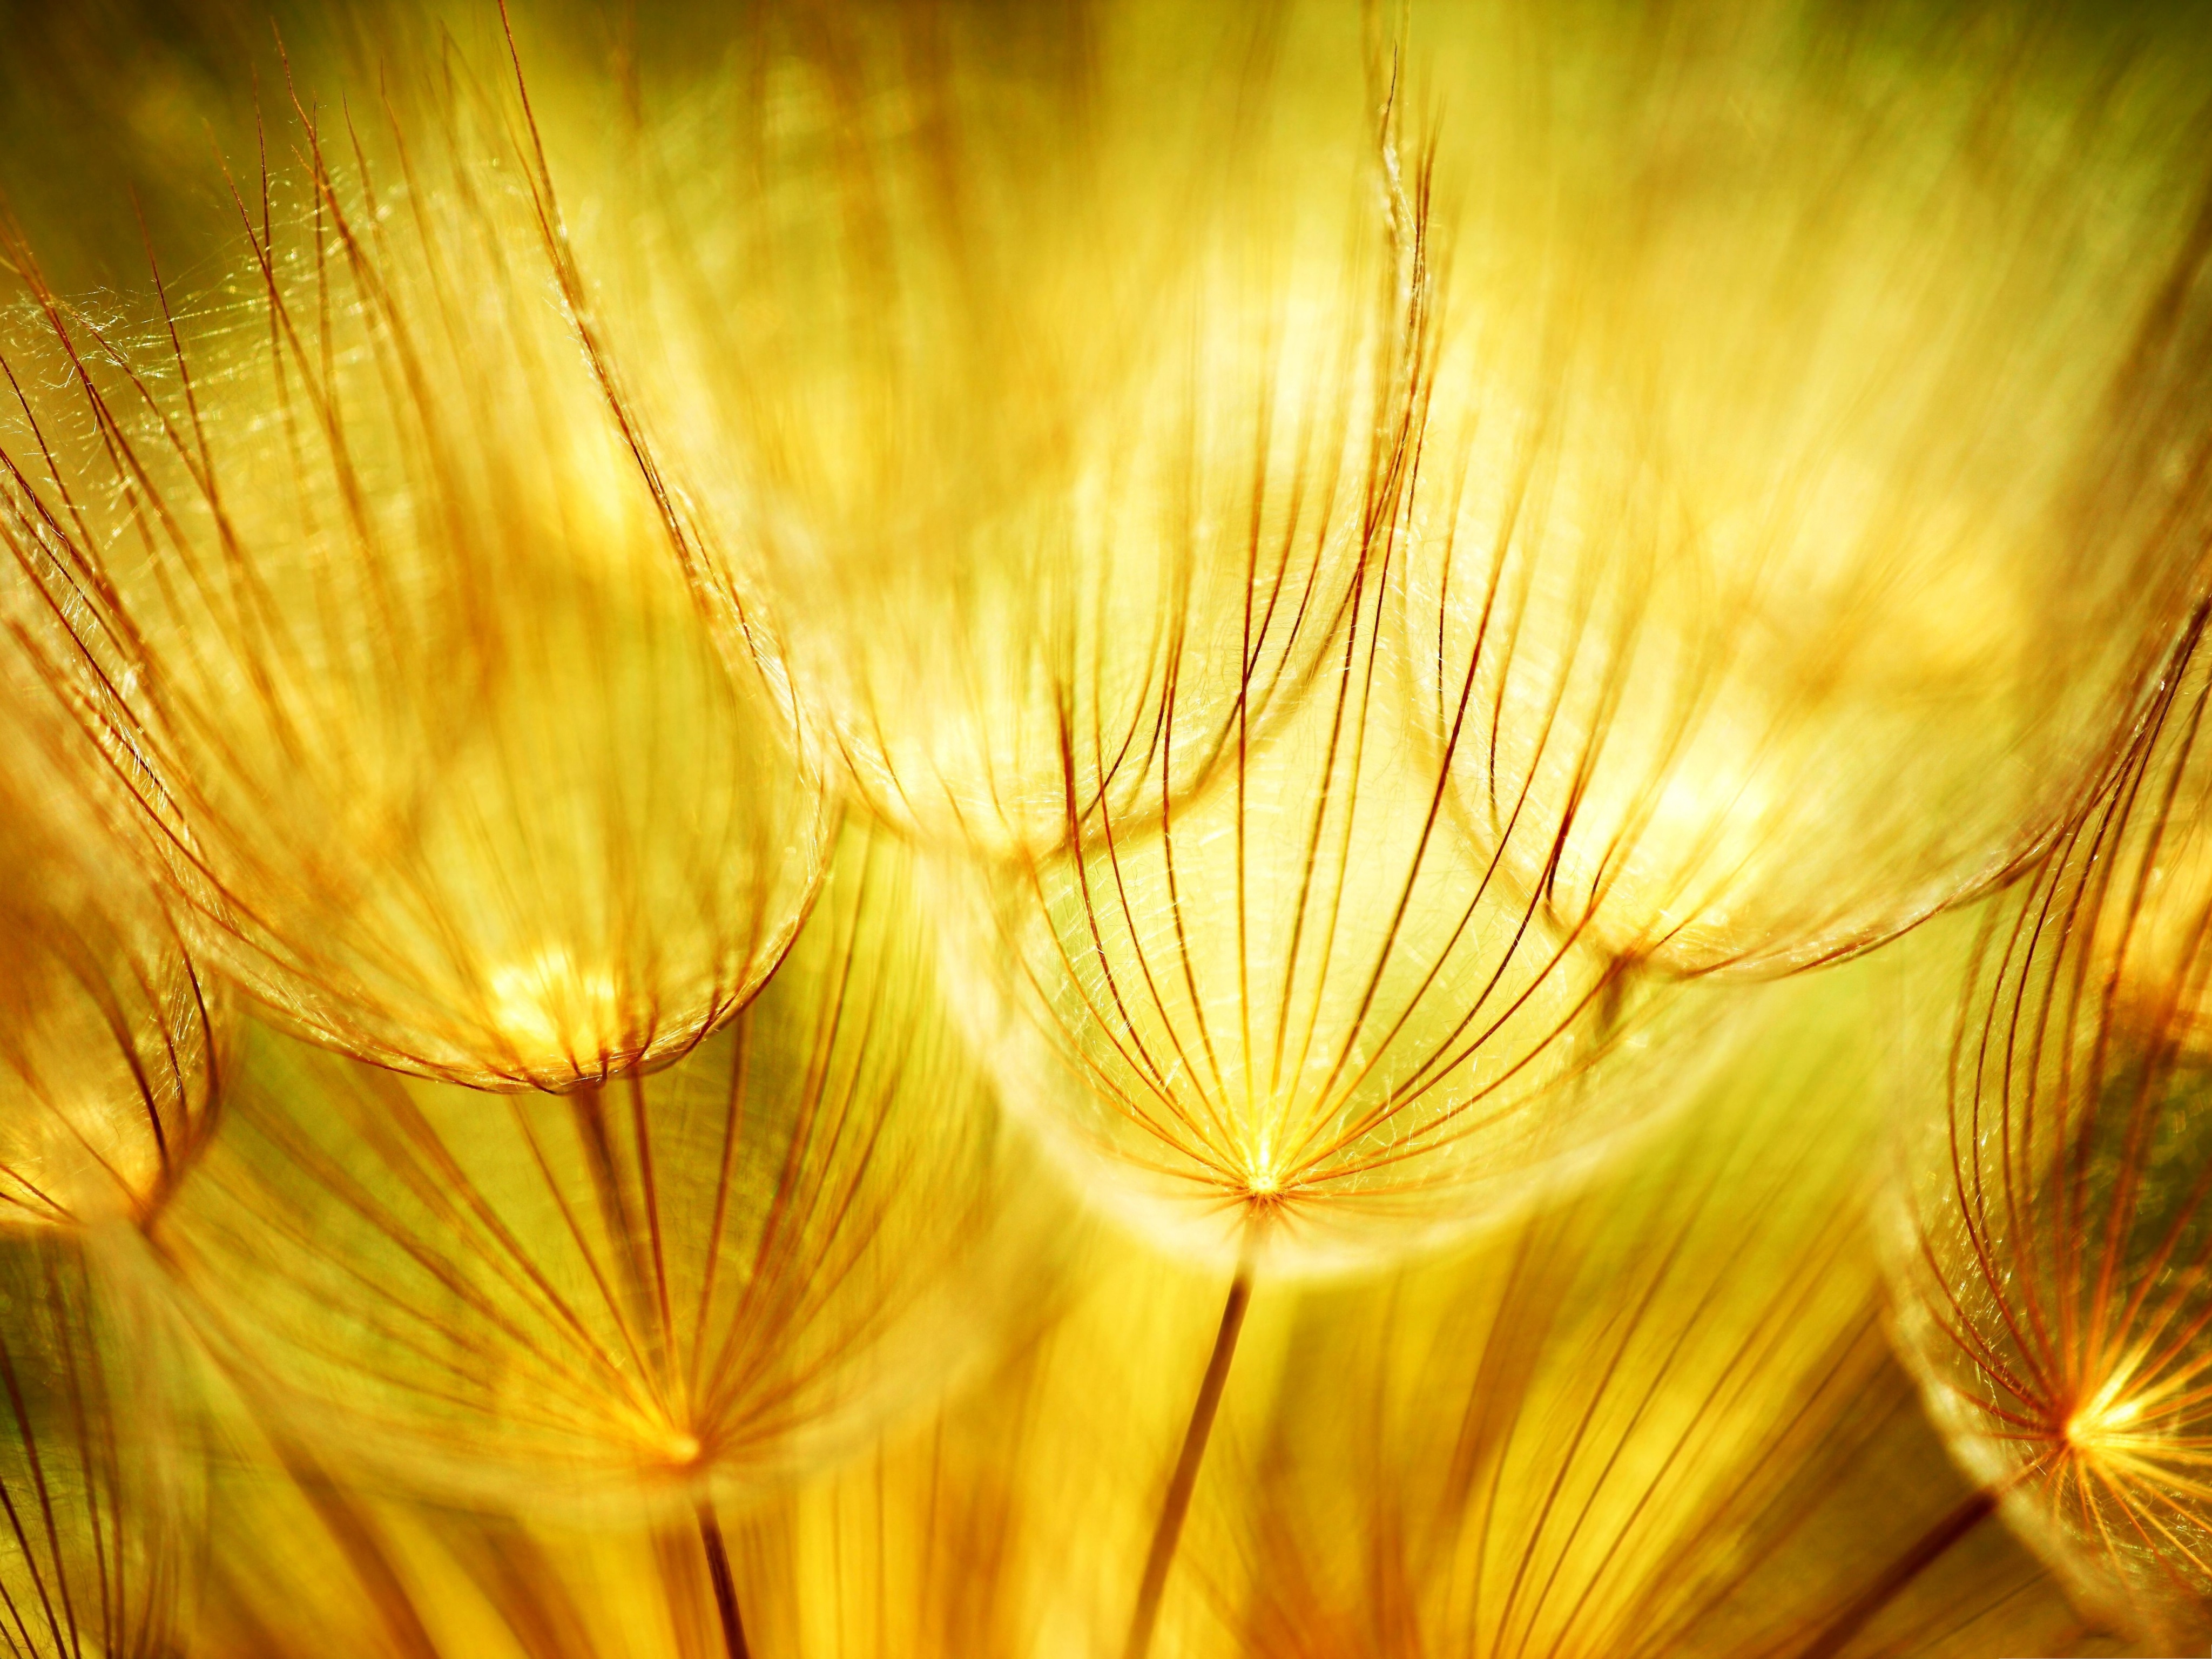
[1242,1133,1282,1198]
[2064,1375,2148,1454]
[660,1430,703,1465]
[488,949,623,1051]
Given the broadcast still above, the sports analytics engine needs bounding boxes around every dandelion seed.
[1402,1,2212,974]
[0,3,2199,1654]
[0,77,827,1091]
[1893,617,2212,1649]
[137,825,1043,1562]
[948,35,1703,1288]
[927,33,1728,1647]
[588,5,1392,858]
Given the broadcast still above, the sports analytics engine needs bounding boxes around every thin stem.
[696,1502,752,1659]
[1792,1488,1995,1659]
[1123,1263,1256,1659]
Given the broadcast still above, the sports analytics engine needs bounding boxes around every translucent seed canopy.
[1891,623,2212,1649]
[597,2,1410,858]
[1401,4,2212,974]
[0,102,827,1091]
[144,827,1039,1513]
[948,542,1704,1275]
[0,648,220,1233]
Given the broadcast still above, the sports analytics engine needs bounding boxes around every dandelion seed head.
[1403,0,2212,975]
[0,91,831,1091]
[1896,621,2212,1649]
[595,9,1395,861]
[154,826,1046,1513]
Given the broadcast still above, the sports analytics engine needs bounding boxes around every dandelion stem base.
[1123,1263,1255,1659]
[1795,1487,1994,1659]
[696,1502,752,1659]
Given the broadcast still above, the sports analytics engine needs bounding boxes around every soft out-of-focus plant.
[168,961,2116,1659]
[0,1235,201,1659]
[1892,613,2212,1651]
[178,1238,1198,1659]
[1401,0,2212,976]
[584,0,1410,859]
[0,83,827,1091]
[0,651,222,1233]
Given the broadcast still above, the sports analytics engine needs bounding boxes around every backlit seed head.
[594,2,1407,859]
[947,505,1711,1276]
[0,82,827,1091]
[0,636,221,1233]
[143,825,1047,1514]
[1403,1,2212,975]
[1893,622,2212,1648]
